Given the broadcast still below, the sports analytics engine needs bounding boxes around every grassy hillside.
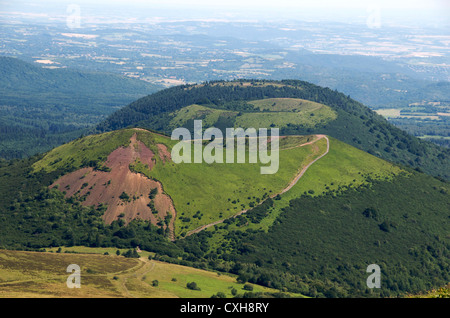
[267,136,404,210]
[0,249,297,298]
[166,98,337,132]
[31,128,330,238]
[153,137,448,298]
[32,129,137,173]
[0,115,447,298]
[0,128,447,298]
[135,131,330,237]
[96,79,449,180]
[202,136,405,241]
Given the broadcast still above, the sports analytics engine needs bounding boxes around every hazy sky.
[1,0,449,26]
[51,0,450,11]
[66,0,449,9]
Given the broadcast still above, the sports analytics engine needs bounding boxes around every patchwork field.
[374,102,450,147]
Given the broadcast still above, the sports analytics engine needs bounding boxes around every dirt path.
[280,135,329,195]
[117,257,156,298]
[185,134,330,237]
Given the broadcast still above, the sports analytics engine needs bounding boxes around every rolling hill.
[0,80,448,298]
[96,80,449,180]
[31,128,332,239]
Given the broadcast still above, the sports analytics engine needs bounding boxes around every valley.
[0,57,162,159]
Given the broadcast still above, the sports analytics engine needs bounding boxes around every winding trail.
[118,257,156,298]
[185,134,330,237]
[280,134,329,195]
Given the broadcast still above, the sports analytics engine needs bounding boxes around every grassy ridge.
[259,136,403,231]
[169,104,232,129]
[249,98,324,111]
[30,129,328,238]
[167,98,337,131]
[97,80,449,180]
[32,129,136,173]
[273,136,404,204]
[30,128,404,240]
[238,98,337,129]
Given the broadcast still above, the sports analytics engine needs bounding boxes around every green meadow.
[249,98,328,112]
[32,129,136,173]
[169,104,235,129]
[237,98,337,129]
[167,98,337,131]
[133,131,326,238]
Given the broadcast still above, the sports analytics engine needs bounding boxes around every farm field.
[374,102,450,147]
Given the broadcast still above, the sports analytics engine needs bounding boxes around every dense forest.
[169,171,450,298]
[217,172,450,298]
[97,79,450,180]
[0,56,162,159]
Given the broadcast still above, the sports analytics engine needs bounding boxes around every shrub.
[186,282,201,291]
[123,248,140,258]
[363,207,379,220]
[379,220,390,232]
[119,191,130,201]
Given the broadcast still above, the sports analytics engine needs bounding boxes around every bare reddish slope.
[50,132,176,238]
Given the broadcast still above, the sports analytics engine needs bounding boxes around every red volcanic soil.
[50,133,176,239]
[156,143,171,163]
